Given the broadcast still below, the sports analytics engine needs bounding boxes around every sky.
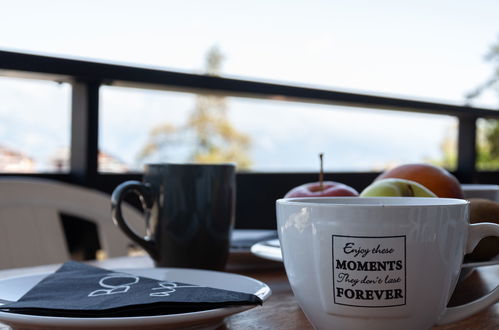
[0,0,498,172]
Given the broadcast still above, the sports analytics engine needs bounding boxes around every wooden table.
[0,255,497,329]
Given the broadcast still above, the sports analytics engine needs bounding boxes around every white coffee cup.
[461,184,499,201]
[276,197,499,330]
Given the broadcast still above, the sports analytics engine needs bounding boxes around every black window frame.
[1,50,498,229]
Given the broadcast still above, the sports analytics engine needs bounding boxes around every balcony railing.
[1,49,498,228]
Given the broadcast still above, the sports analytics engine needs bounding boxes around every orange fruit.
[376,163,464,199]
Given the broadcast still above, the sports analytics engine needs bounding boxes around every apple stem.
[319,153,324,191]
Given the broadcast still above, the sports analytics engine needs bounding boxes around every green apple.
[360,178,437,197]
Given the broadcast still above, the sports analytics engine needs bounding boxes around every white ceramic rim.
[461,184,499,191]
[277,196,469,207]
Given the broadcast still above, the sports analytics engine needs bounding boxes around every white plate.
[251,238,499,269]
[0,267,271,330]
[250,239,282,262]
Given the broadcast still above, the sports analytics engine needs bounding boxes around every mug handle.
[111,180,158,260]
[436,222,499,325]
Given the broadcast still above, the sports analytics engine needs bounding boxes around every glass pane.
[477,118,499,170]
[0,77,70,173]
[1,2,498,107]
[100,86,457,173]
[228,99,458,172]
[99,86,194,173]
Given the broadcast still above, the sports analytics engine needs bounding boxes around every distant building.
[0,145,36,172]
[49,148,129,173]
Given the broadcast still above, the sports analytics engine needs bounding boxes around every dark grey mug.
[111,163,236,270]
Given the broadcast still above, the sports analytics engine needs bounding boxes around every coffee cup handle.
[436,222,499,325]
[111,180,158,260]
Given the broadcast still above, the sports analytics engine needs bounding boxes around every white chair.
[0,177,144,269]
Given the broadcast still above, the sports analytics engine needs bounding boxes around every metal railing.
[1,49,498,228]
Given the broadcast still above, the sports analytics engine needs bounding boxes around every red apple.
[284,181,359,198]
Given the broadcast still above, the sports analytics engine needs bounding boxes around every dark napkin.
[0,261,262,317]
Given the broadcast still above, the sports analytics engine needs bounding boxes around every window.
[100,86,458,173]
[0,77,70,173]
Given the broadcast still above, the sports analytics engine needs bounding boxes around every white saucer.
[251,238,499,269]
[0,267,271,330]
[250,239,282,262]
[461,255,499,268]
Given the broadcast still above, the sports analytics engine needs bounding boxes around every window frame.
[1,50,498,229]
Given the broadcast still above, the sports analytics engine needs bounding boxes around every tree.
[137,46,252,169]
[434,35,499,170]
[466,35,499,101]
[476,119,499,170]
[466,35,499,170]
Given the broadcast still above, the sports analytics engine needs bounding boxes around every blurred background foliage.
[470,35,499,170]
[138,46,252,169]
[436,35,499,171]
